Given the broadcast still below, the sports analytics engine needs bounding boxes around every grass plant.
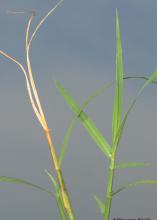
[0,1,75,220]
[0,2,157,220]
[56,9,157,220]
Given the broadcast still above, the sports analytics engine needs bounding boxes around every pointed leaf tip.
[0,176,52,195]
[112,7,123,145]
[93,194,105,214]
[112,179,157,196]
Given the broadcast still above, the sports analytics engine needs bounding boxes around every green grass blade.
[45,170,67,220]
[112,9,123,143]
[58,73,157,163]
[112,179,157,197]
[0,176,52,195]
[126,71,157,103]
[113,70,157,150]
[115,162,152,169]
[59,81,113,165]
[59,117,77,165]
[56,81,112,159]
[78,81,113,109]
[58,71,157,163]
[45,170,58,189]
[138,70,157,96]
[93,194,105,214]
[113,101,134,150]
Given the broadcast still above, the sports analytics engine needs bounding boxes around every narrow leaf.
[56,81,112,159]
[59,81,113,165]
[113,107,128,149]
[59,74,157,164]
[124,75,157,85]
[45,170,67,220]
[0,176,51,195]
[113,70,157,150]
[112,179,157,196]
[45,170,58,190]
[138,70,157,95]
[115,162,152,169]
[93,194,105,214]
[112,9,123,143]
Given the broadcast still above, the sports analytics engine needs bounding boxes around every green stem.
[104,157,115,220]
[45,130,75,220]
[57,169,75,220]
[56,195,67,220]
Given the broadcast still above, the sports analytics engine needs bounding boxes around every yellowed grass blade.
[28,0,64,48]
[26,12,47,130]
[0,50,45,128]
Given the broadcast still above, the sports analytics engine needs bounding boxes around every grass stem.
[104,157,115,220]
[0,2,75,219]
[45,129,75,220]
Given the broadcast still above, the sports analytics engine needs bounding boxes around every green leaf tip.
[115,162,152,169]
[45,170,67,219]
[0,175,52,195]
[112,179,157,196]
[114,69,157,149]
[116,9,119,20]
[112,7,123,146]
[45,170,58,190]
[93,194,105,214]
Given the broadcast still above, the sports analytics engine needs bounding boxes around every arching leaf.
[45,170,66,220]
[112,179,157,196]
[115,162,152,169]
[59,82,113,164]
[0,176,51,195]
[56,81,112,159]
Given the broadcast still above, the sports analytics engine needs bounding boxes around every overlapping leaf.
[113,70,157,151]
[59,74,157,165]
[59,82,113,164]
[56,81,112,159]
[112,12,157,152]
[45,170,67,220]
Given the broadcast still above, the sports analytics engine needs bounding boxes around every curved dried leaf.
[28,0,64,47]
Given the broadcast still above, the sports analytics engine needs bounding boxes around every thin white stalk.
[28,0,64,49]
[26,12,47,130]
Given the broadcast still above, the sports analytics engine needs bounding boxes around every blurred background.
[0,0,157,219]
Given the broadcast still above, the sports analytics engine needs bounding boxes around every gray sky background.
[0,0,157,219]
